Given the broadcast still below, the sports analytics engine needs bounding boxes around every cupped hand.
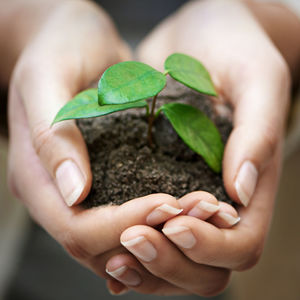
[6,0,187,283]
[105,0,291,295]
[138,0,290,209]
[8,72,186,281]
[8,0,131,207]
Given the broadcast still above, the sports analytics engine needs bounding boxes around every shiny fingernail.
[56,160,85,206]
[218,212,241,226]
[235,160,258,207]
[188,201,219,219]
[106,266,142,287]
[121,236,157,262]
[162,226,196,249]
[147,204,183,225]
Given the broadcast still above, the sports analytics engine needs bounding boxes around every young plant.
[52,53,224,173]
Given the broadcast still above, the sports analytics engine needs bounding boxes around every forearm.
[244,0,300,86]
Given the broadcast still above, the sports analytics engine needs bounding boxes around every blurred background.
[1,0,300,299]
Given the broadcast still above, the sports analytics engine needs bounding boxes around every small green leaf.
[52,88,147,124]
[161,102,224,172]
[165,53,217,96]
[98,61,166,105]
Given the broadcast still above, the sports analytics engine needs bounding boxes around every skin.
[2,0,300,297]
[107,0,300,295]
[4,0,239,296]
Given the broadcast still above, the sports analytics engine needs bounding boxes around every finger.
[8,86,71,235]
[177,191,220,219]
[86,245,186,295]
[120,225,231,297]
[15,55,92,207]
[68,193,183,258]
[177,191,240,227]
[107,279,129,296]
[162,149,280,270]
[12,1,129,206]
[81,244,184,295]
[222,54,290,206]
[209,201,240,228]
[106,253,186,295]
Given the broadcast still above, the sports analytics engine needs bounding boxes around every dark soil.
[78,81,232,208]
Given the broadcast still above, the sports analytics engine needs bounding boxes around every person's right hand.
[103,0,295,296]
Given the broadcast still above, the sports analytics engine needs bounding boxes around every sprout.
[52,53,223,173]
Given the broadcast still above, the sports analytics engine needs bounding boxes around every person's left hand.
[105,189,254,296]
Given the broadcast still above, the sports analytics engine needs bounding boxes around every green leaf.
[52,88,148,124]
[161,102,224,172]
[164,53,217,96]
[98,61,166,105]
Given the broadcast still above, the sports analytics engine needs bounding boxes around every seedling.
[52,53,224,172]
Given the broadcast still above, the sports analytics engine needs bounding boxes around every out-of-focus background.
[1,0,300,299]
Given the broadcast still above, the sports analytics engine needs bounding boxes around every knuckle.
[134,281,166,296]
[183,241,217,265]
[234,230,264,271]
[32,121,55,157]
[273,54,290,83]
[264,51,291,89]
[154,262,182,281]
[149,193,178,208]
[61,230,91,261]
[7,153,21,199]
[253,49,290,88]
[188,191,218,203]
[7,169,20,199]
[190,250,214,265]
[156,193,177,202]
[261,124,279,159]
[15,54,43,86]
[198,270,231,297]
[237,243,263,271]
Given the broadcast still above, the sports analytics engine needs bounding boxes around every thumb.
[223,59,290,207]
[12,64,92,207]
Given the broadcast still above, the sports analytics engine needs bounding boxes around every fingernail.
[146,204,183,225]
[56,160,85,206]
[108,285,129,296]
[188,201,219,219]
[162,226,196,249]
[218,212,241,226]
[106,266,142,287]
[121,236,157,262]
[235,160,258,207]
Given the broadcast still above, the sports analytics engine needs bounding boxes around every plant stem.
[147,94,158,147]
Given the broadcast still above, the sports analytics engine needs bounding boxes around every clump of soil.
[77,81,232,208]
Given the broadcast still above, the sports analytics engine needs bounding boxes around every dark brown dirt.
[77,81,232,208]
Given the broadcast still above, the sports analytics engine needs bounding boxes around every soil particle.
[77,81,233,208]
